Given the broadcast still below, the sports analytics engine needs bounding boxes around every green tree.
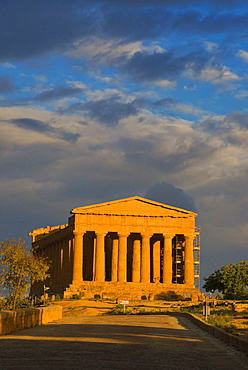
[0,238,50,310]
[203,261,248,299]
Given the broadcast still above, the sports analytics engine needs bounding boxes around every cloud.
[119,47,235,86]
[32,85,84,102]
[8,118,80,143]
[151,98,207,116]
[121,50,190,83]
[183,84,197,91]
[235,90,248,99]
[97,0,243,6]
[0,76,17,93]
[145,182,197,212]
[62,97,143,126]
[171,10,247,35]
[0,1,96,61]
[196,112,248,138]
[186,65,240,84]
[237,50,248,62]
[0,62,16,69]
[0,1,246,63]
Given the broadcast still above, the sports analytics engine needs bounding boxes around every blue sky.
[0,0,247,288]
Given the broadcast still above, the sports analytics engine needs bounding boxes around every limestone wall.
[0,305,62,335]
[64,281,201,301]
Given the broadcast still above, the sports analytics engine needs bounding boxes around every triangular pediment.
[71,196,196,217]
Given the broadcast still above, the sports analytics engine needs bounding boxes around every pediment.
[71,196,196,217]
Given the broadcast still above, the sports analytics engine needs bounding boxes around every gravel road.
[0,314,247,369]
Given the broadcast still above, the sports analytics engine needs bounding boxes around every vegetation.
[0,238,50,310]
[203,261,248,299]
[180,303,234,330]
[109,304,132,315]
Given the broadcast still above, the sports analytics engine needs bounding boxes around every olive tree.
[0,238,50,309]
[203,261,248,299]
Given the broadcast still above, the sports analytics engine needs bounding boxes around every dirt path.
[54,299,248,340]
[1,309,248,369]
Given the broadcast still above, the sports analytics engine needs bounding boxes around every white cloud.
[204,41,218,51]
[67,81,87,89]
[0,62,16,69]
[66,37,166,64]
[154,79,176,88]
[235,90,248,99]
[183,84,197,91]
[236,49,248,62]
[31,74,48,82]
[186,64,240,84]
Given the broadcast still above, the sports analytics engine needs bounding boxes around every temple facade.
[29,196,201,300]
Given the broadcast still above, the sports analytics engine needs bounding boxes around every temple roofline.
[71,196,197,216]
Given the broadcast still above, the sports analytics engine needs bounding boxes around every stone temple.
[29,196,201,300]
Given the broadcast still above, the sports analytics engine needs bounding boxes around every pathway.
[0,314,247,369]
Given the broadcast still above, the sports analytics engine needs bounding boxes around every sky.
[0,0,247,289]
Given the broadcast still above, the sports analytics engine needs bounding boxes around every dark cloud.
[0,1,246,62]
[145,182,197,212]
[101,8,247,43]
[62,97,143,126]
[0,76,17,93]
[33,86,84,102]
[10,118,51,132]
[197,112,248,133]
[0,142,64,181]
[8,118,79,143]
[101,8,170,42]
[152,98,178,107]
[120,48,210,83]
[117,132,218,176]
[172,11,247,35]
[99,0,241,6]
[118,137,154,159]
[0,1,96,61]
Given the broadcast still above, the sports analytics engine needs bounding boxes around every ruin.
[29,196,201,300]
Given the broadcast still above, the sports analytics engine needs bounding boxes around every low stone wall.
[0,305,62,335]
[175,312,248,354]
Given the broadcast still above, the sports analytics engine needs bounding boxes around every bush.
[109,304,132,315]
[72,294,80,300]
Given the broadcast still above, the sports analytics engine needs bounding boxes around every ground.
[1,303,248,369]
[52,298,248,340]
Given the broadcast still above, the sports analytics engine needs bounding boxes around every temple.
[29,196,201,300]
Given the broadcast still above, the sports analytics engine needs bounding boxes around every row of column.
[73,231,195,286]
[41,237,73,290]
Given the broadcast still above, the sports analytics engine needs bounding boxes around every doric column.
[57,239,63,288]
[141,233,151,283]
[50,242,56,288]
[118,233,128,282]
[95,232,105,282]
[68,238,73,278]
[54,242,59,287]
[111,238,118,282]
[163,234,174,285]
[132,239,141,282]
[72,232,83,283]
[153,240,161,282]
[63,237,70,285]
[45,245,51,287]
[184,235,195,286]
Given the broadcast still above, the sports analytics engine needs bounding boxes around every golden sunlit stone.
[29,196,201,300]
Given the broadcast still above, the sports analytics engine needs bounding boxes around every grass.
[205,312,233,330]
[180,304,234,331]
[108,304,170,315]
